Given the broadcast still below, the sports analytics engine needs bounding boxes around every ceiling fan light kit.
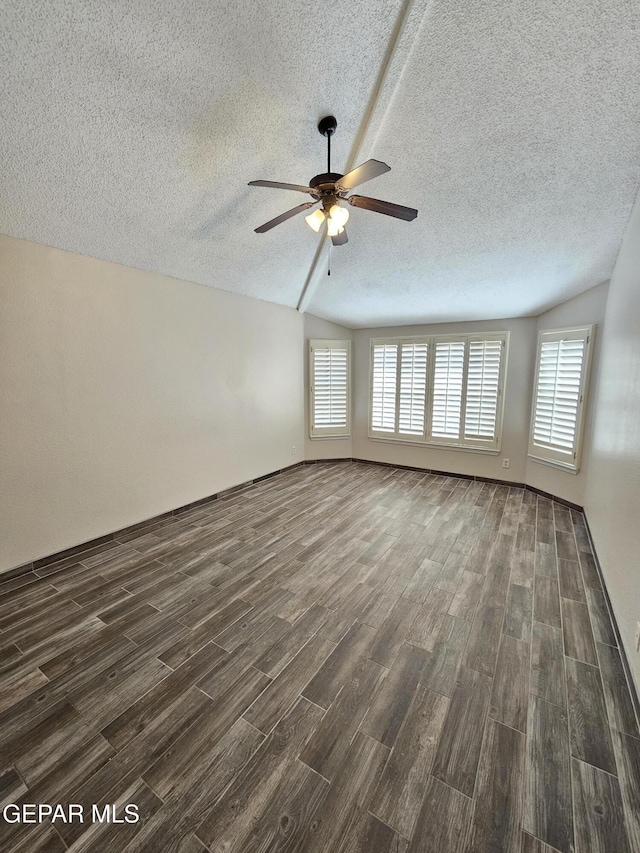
[248,115,418,248]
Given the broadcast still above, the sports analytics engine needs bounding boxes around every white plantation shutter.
[464,338,504,443]
[371,344,398,432]
[313,348,347,427]
[398,343,428,435]
[310,340,350,437]
[369,333,508,449]
[529,327,593,469]
[431,341,466,439]
[533,339,583,448]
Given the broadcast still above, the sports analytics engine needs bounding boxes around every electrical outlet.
[502,458,510,469]
[635,622,640,652]
[292,446,297,456]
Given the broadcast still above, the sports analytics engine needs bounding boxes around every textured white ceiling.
[2,0,640,327]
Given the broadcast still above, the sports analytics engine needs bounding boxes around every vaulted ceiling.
[2,0,640,327]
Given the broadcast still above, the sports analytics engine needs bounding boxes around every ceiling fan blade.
[248,180,314,194]
[331,228,348,246]
[348,194,418,222]
[254,202,317,233]
[335,159,390,191]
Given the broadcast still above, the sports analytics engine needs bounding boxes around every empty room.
[1,1,640,851]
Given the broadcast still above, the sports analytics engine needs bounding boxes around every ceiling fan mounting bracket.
[318,115,337,137]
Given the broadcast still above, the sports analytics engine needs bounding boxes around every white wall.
[352,318,537,482]
[304,313,353,461]
[584,192,640,688]
[0,234,304,572]
[526,282,609,507]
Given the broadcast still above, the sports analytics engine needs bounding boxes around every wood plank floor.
[1,461,638,852]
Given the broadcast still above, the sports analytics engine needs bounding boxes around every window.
[369,332,508,451]
[464,338,504,443]
[432,340,465,439]
[309,340,350,438]
[529,326,594,471]
[399,342,428,435]
[371,343,397,432]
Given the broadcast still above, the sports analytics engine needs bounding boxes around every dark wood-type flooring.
[1,462,639,852]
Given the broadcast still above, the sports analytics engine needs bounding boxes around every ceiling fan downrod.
[318,115,338,174]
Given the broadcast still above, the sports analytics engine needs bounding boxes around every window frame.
[368,331,508,452]
[309,339,351,439]
[528,325,594,472]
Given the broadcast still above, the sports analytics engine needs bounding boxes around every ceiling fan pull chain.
[328,235,331,276]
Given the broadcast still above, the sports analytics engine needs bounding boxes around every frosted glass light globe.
[305,209,326,232]
[329,204,349,228]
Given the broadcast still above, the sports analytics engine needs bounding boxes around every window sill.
[528,453,579,474]
[368,437,499,455]
[310,434,351,441]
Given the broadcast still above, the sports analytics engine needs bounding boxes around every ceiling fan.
[248,115,418,246]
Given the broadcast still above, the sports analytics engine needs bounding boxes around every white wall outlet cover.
[502,458,510,468]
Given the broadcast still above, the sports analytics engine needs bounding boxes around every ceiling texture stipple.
[1,0,640,327]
